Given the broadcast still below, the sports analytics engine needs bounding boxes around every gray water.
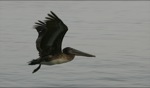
[0,1,150,87]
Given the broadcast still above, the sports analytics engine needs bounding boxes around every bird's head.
[63,47,95,57]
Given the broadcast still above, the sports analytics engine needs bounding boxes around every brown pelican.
[28,11,95,73]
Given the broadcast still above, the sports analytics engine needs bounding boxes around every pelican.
[28,11,95,73]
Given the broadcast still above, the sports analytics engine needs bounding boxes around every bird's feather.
[34,11,68,57]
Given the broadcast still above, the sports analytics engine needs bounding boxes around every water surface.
[0,1,150,87]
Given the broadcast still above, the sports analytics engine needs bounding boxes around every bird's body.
[40,53,75,65]
[28,11,95,73]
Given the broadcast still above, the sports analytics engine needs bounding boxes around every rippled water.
[0,1,150,87]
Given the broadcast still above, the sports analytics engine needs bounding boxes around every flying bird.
[28,11,95,73]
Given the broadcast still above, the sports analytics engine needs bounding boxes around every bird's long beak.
[69,48,95,57]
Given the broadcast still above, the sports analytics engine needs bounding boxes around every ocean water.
[0,1,150,87]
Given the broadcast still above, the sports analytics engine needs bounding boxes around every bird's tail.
[28,59,40,65]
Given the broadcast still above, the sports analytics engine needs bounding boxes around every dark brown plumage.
[28,11,95,73]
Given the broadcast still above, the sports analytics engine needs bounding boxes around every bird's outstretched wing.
[34,11,68,57]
